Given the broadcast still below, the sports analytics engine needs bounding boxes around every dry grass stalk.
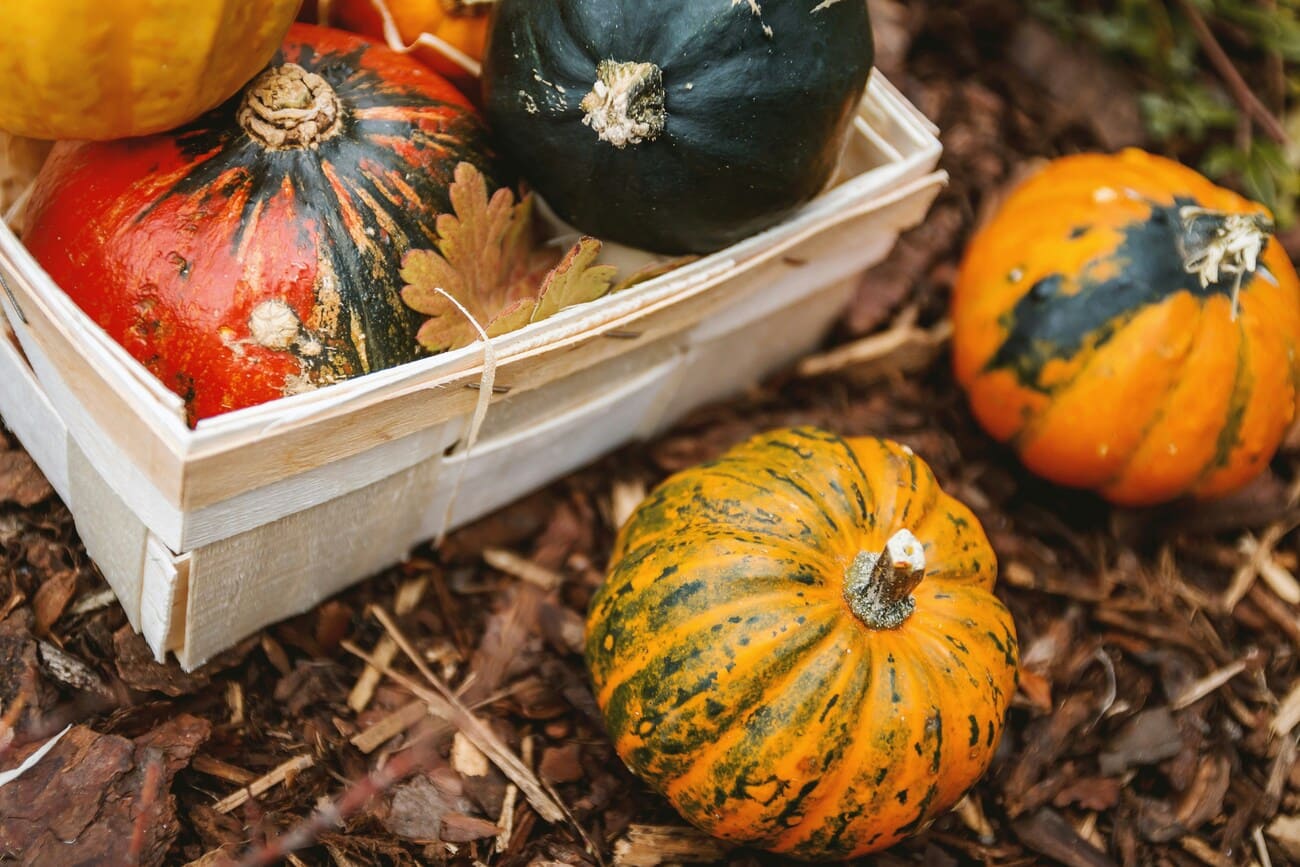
[1170,659,1251,710]
[797,305,952,379]
[342,627,565,824]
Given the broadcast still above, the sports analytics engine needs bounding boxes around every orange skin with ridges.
[327,0,488,87]
[585,427,1018,860]
[952,149,1300,506]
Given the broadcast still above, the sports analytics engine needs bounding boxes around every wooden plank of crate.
[176,417,459,551]
[422,351,687,536]
[66,440,149,631]
[140,535,188,660]
[176,450,446,669]
[0,315,70,504]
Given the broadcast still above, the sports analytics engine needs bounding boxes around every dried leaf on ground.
[1098,707,1184,776]
[380,774,476,842]
[31,570,77,636]
[0,449,53,508]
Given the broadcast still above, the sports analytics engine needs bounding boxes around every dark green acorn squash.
[482,0,874,255]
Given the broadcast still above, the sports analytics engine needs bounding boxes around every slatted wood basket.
[0,75,944,669]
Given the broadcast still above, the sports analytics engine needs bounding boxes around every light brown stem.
[239,63,344,150]
[844,529,926,630]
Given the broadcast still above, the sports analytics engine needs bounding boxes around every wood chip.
[226,681,245,726]
[348,637,398,714]
[1011,808,1118,867]
[1268,814,1300,861]
[213,753,315,814]
[440,812,500,843]
[1179,834,1235,867]
[350,700,429,754]
[67,587,119,616]
[612,824,732,867]
[395,577,430,616]
[610,479,648,529]
[31,572,77,635]
[483,548,564,592]
[1274,683,1300,738]
[191,755,258,786]
[495,782,519,854]
[451,731,491,778]
[37,641,112,698]
[1170,659,1250,710]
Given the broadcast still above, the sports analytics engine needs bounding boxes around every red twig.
[232,738,438,867]
[1172,0,1290,145]
[129,751,166,865]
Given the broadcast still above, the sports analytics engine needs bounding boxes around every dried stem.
[1171,0,1289,145]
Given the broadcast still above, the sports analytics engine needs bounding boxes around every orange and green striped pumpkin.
[585,427,1019,860]
[953,149,1300,506]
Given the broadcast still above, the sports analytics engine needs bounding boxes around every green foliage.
[1027,0,1299,226]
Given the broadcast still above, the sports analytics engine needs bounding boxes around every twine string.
[426,287,497,545]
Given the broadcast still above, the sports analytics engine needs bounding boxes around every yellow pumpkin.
[0,1,300,140]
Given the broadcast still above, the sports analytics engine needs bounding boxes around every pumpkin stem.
[1177,206,1273,320]
[239,63,344,151]
[579,60,667,149]
[844,530,926,630]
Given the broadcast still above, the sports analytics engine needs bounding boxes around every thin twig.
[1171,0,1289,144]
[234,739,439,867]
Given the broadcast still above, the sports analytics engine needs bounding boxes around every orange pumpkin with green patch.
[585,427,1018,860]
[952,149,1300,506]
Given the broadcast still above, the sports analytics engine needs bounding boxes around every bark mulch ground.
[4,3,1300,865]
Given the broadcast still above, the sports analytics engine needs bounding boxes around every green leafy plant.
[1027,0,1299,225]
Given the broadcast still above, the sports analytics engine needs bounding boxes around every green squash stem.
[579,59,666,149]
[844,529,926,630]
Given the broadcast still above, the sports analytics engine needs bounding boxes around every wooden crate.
[0,75,945,669]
